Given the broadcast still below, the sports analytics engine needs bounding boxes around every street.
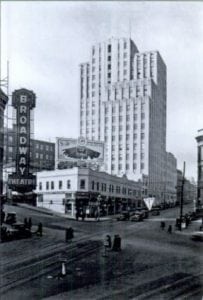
[1,204,203,299]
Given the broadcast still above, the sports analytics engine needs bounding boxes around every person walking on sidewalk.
[167,225,172,234]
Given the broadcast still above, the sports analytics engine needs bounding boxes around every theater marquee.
[8,89,36,192]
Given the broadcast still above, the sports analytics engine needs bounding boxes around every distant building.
[79,37,167,203]
[3,126,55,172]
[176,169,197,206]
[165,152,177,205]
[35,167,143,218]
[0,89,8,194]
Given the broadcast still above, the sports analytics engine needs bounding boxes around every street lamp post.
[179,162,186,231]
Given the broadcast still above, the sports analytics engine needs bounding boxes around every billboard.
[8,89,36,192]
[56,137,104,170]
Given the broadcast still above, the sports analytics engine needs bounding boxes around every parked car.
[2,222,32,241]
[136,209,149,219]
[117,212,130,221]
[151,209,160,216]
[5,212,17,225]
[191,231,203,241]
[130,212,143,222]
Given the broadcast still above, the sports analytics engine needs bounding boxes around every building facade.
[3,127,55,172]
[79,37,167,202]
[35,167,143,218]
[0,89,8,194]
[165,152,177,205]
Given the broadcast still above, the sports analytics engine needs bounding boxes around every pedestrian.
[167,225,172,234]
[106,234,112,249]
[76,211,79,221]
[28,217,32,230]
[112,234,121,251]
[24,218,28,228]
[82,211,86,221]
[1,210,5,225]
[37,222,43,236]
[160,221,165,230]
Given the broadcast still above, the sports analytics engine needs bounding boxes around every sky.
[1,1,203,180]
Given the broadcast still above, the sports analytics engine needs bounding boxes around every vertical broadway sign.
[8,89,36,192]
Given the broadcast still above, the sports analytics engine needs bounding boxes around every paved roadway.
[1,204,203,299]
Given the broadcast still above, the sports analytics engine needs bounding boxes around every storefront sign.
[8,89,36,192]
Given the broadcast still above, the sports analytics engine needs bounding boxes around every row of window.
[104,113,145,123]
[91,180,140,196]
[111,163,145,170]
[39,179,76,191]
[107,85,148,101]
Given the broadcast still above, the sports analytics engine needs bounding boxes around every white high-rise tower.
[79,37,167,201]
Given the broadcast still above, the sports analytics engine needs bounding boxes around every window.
[141,163,145,169]
[67,180,71,189]
[133,163,137,170]
[126,153,129,160]
[126,164,129,170]
[39,182,42,190]
[141,153,145,159]
[46,182,49,190]
[126,134,130,140]
[92,181,95,190]
[8,146,12,153]
[126,115,130,121]
[141,123,145,129]
[126,105,130,111]
[112,116,116,123]
[126,124,130,131]
[59,180,63,190]
[141,113,145,119]
[51,181,54,190]
[80,179,86,189]
[111,164,115,171]
[36,153,39,159]
[134,133,137,140]
[119,116,123,122]
[108,44,111,52]
[134,124,137,130]
[112,135,115,142]
[124,41,127,49]
[133,153,137,159]
[119,135,122,141]
[134,114,137,121]
[97,182,100,191]
[119,164,122,170]
[141,133,145,139]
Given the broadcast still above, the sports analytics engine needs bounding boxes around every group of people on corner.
[160,221,172,233]
[24,217,43,236]
[103,234,122,255]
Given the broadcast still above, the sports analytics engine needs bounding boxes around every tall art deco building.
[79,37,167,200]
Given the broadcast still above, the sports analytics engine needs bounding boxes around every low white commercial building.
[35,167,143,218]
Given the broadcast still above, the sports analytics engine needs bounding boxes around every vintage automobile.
[1,222,32,241]
[130,212,144,222]
[191,231,203,241]
[151,209,160,216]
[5,212,17,225]
[116,211,135,221]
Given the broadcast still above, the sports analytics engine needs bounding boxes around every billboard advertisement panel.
[56,137,104,170]
[8,89,36,192]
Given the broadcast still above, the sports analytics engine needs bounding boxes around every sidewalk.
[17,203,116,222]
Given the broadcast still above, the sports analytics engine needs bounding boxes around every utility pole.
[179,161,185,231]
